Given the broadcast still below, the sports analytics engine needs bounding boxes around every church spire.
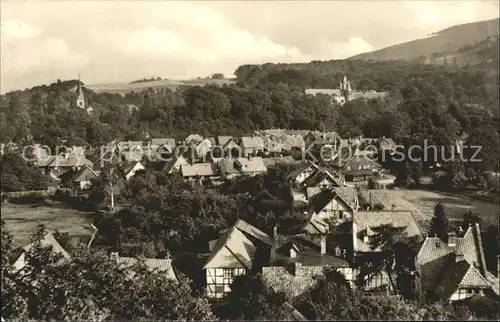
[76,75,85,109]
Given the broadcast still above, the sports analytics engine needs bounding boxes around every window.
[223,269,234,279]
[339,211,344,219]
[466,288,474,294]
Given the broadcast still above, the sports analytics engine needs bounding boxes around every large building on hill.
[305,76,389,106]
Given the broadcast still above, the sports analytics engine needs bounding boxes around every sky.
[1,0,499,93]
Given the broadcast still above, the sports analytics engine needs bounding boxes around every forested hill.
[1,60,499,170]
[349,17,499,61]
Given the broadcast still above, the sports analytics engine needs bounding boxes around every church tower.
[76,76,85,109]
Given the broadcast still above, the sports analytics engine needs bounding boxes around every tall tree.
[429,202,449,240]
[224,274,290,320]
[354,224,418,295]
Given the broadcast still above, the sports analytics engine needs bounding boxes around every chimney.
[110,252,119,262]
[270,225,279,263]
[294,261,302,277]
[290,245,297,258]
[448,232,457,247]
[320,235,327,255]
[455,251,464,263]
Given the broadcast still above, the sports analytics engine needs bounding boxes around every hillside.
[349,18,499,61]
[87,78,236,95]
[425,35,499,67]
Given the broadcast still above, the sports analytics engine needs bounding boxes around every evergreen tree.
[429,202,449,240]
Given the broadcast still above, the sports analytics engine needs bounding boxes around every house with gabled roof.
[289,161,320,185]
[213,136,242,158]
[121,161,145,180]
[147,138,176,161]
[240,136,265,157]
[262,226,353,301]
[59,165,100,190]
[308,187,359,224]
[416,223,497,303]
[164,154,188,174]
[329,145,381,182]
[304,131,342,149]
[204,219,274,299]
[13,232,70,271]
[45,152,94,171]
[180,163,220,184]
[219,157,267,179]
[353,210,422,293]
[110,252,178,283]
[302,168,344,190]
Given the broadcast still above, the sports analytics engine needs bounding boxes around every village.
[2,115,499,320]
[2,1,500,319]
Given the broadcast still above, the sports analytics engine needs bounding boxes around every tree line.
[1,58,498,172]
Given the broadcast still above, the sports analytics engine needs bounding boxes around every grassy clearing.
[1,202,94,247]
[360,189,499,231]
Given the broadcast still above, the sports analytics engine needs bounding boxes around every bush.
[367,178,379,189]
[373,203,385,210]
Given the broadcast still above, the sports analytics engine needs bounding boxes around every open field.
[1,203,94,247]
[87,78,236,94]
[360,189,499,231]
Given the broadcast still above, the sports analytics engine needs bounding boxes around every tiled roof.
[180,163,218,177]
[417,224,489,293]
[204,219,273,270]
[47,153,94,168]
[303,218,329,235]
[37,155,56,167]
[115,256,178,283]
[14,232,70,271]
[219,157,267,175]
[151,138,176,148]
[72,166,99,182]
[302,169,343,188]
[263,156,298,167]
[241,136,265,149]
[305,88,342,96]
[333,186,358,210]
[289,162,319,180]
[354,210,422,252]
[121,161,144,176]
[164,155,188,174]
[217,136,233,147]
[305,131,342,146]
[434,260,491,302]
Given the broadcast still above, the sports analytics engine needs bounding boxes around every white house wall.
[296,167,317,184]
[315,198,350,221]
[206,267,247,298]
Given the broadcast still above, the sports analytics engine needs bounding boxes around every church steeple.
[76,75,85,109]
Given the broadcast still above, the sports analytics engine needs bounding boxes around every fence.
[1,187,58,199]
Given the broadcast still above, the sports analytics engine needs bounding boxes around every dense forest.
[1,58,498,171]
